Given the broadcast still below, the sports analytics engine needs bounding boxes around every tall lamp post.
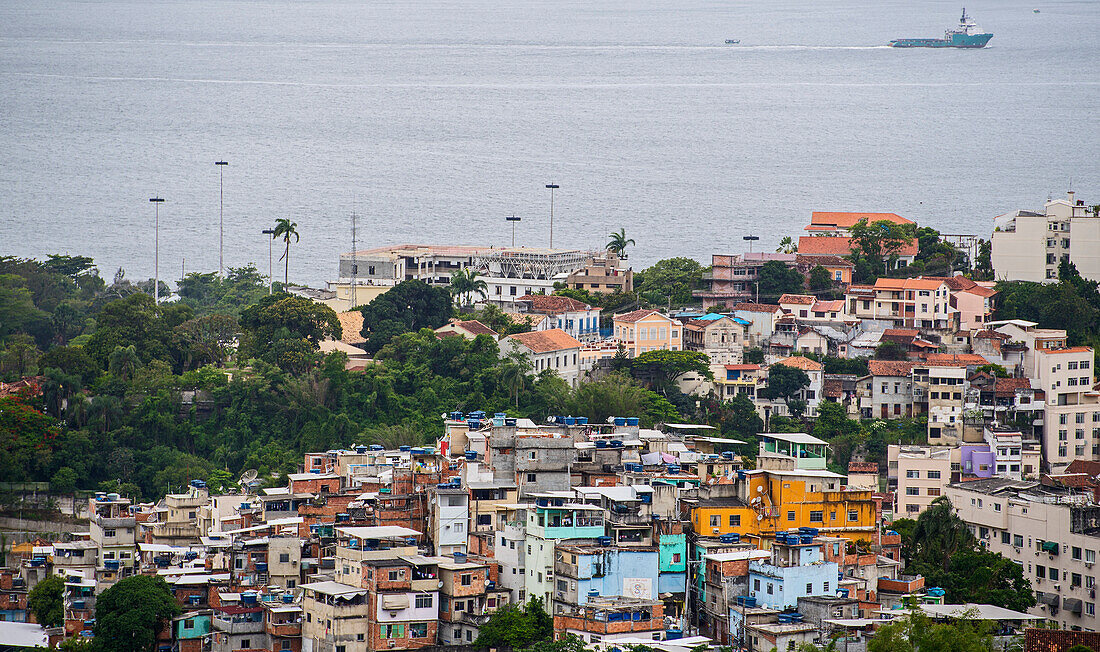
[261,228,275,295]
[545,183,559,249]
[149,197,165,305]
[215,160,228,277]
[743,234,760,254]
[506,215,521,247]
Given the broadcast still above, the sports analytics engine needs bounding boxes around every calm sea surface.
[1,0,1097,287]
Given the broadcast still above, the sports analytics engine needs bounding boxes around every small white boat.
[1033,8,1040,13]
[725,39,741,44]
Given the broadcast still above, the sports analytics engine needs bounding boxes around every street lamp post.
[545,184,559,249]
[215,161,228,277]
[506,215,521,247]
[261,229,275,295]
[149,197,165,305]
[742,234,760,254]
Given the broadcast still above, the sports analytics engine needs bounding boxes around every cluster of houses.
[4,418,1055,652]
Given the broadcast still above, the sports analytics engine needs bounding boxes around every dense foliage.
[633,257,706,307]
[27,574,63,627]
[895,498,1035,612]
[474,597,553,648]
[359,280,452,353]
[92,575,180,652]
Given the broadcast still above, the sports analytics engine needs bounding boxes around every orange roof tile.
[799,236,918,257]
[772,356,824,371]
[519,294,599,314]
[811,300,845,312]
[614,309,666,324]
[336,311,366,345]
[867,360,914,377]
[725,364,761,371]
[1037,346,1094,355]
[923,353,990,367]
[452,320,499,337]
[796,254,855,268]
[779,294,816,305]
[809,211,914,229]
[733,302,783,313]
[504,328,583,354]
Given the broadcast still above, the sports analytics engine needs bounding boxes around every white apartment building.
[1037,346,1100,473]
[991,192,1099,283]
[888,445,952,518]
[500,329,583,387]
[990,320,1069,379]
[985,428,1024,480]
[946,477,1100,630]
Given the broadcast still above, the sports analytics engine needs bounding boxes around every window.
[389,569,403,581]
[906,487,920,496]
[810,511,824,523]
[729,514,740,527]
[103,529,116,538]
[280,553,290,563]
[1001,532,1011,544]
[848,510,859,522]
[754,579,760,591]
[1074,547,1083,560]
[1089,603,1096,616]
[994,503,1002,512]
[461,574,472,586]
[1014,534,1024,548]
[1088,550,1096,564]
[1036,565,1046,579]
[453,598,465,612]
[787,511,796,521]
[927,488,941,497]
[184,619,194,629]
[415,594,433,608]
[906,470,919,479]
[282,641,291,650]
[242,642,251,651]
[710,515,719,528]
[767,583,773,595]
[927,470,941,479]
[824,582,829,592]
[673,553,681,563]
[806,583,813,593]
[382,625,404,639]
[527,473,536,483]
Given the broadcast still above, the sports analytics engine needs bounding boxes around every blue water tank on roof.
[614,417,627,426]
[626,417,639,426]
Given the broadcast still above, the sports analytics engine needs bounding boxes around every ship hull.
[890,33,993,48]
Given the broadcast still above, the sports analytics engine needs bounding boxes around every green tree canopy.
[848,218,917,282]
[634,258,705,307]
[239,293,341,373]
[28,574,64,627]
[93,575,180,652]
[474,597,553,648]
[630,349,713,394]
[607,228,636,257]
[762,363,810,405]
[756,260,804,301]
[359,280,452,354]
[874,340,908,361]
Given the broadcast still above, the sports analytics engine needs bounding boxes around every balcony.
[411,578,441,592]
[213,615,264,634]
[266,621,302,637]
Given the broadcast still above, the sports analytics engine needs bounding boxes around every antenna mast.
[351,211,358,309]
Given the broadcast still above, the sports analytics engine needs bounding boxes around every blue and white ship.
[890,9,993,48]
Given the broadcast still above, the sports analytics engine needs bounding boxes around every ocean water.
[1,0,1097,288]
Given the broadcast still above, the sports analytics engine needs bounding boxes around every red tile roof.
[799,236,918,258]
[504,328,583,353]
[1037,346,1094,355]
[779,294,816,305]
[848,462,878,473]
[812,300,845,313]
[867,360,914,377]
[809,211,914,230]
[993,377,1033,397]
[797,254,855,268]
[725,364,761,371]
[733,302,783,313]
[453,320,498,337]
[518,294,598,314]
[883,328,919,338]
[772,356,824,372]
[923,353,990,367]
[614,309,666,324]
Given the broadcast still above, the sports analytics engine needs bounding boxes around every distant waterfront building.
[992,192,1099,283]
[563,251,634,294]
[333,244,594,307]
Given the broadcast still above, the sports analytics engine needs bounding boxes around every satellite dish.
[757,514,764,521]
[239,469,259,493]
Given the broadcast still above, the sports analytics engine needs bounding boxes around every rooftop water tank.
[597,536,613,546]
[614,417,627,426]
[595,440,608,449]
[453,552,467,564]
[625,417,639,426]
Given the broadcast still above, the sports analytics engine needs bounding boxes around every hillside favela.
[2,1,1099,652]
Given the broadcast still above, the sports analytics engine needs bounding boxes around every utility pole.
[351,212,358,309]
[507,215,521,247]
[149,197,165,305]
[545,183,560,249]
[215,160,228,276]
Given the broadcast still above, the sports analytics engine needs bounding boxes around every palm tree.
[777,236,797,254]
[108,345,141,381]
[606,229,636,258]
[449,268,488,308]
[272,219,299,290]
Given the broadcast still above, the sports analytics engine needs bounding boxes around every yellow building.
[612,309,683,358]
[688,469,878,543]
